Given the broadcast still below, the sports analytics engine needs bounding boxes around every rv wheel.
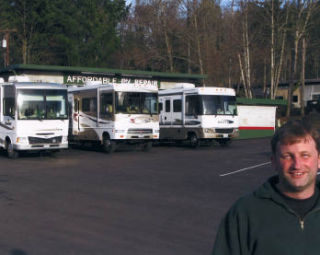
[188,133,199,149]
[102,137,116,153]
[6,142,18,159]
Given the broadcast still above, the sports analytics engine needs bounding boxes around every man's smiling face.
[272,135,320,199]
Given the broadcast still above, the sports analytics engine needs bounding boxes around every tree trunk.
[160,1,174,72]
[238,53,248,98]
[193,0,204,77]
[263,58,267,97]
[270,0,275,99]
[22,39,27,64]
[300,37,306,116]
[286,0,315,117]
[286,35,299,117]
[243,6,252,98]
[270,0,289,100]
[239,0,252,98]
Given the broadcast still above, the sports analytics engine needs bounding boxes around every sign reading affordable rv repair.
[64,75,158,86]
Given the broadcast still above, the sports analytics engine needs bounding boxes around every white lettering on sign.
[113,82,158,91]
[103,77,110,83]
[134,79,156,86]
[121,78,131,83]
[65,75,157,87]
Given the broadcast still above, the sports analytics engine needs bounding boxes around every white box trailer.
[0,81,69,158]
[159,85,239,147]
[68,82,159,152]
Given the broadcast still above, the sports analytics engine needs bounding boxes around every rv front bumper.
[13,136,69,151]
[114,128,159,140]
[201,128,239,139]
[14,143,68,151]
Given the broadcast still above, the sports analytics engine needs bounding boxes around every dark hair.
[271,114,320,154]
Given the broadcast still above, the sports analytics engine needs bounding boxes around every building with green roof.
[0,64,206,89]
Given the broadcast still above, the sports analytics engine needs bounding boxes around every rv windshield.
[115,92,158,115]
[17,89,68,120]
[201,95,237,115]
[186,95,237,116]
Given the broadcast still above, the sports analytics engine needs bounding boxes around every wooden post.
[0,29,17,67]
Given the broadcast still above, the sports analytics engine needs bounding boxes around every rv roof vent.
[173,83,195,89]
[0,77,4,83]
[8,75,30,82]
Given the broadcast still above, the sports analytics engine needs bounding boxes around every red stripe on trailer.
[239,126,275,130]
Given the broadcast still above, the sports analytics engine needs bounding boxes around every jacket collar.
[254,175,320,209]
[254,176,281,201]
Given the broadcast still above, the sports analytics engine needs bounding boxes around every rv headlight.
[16,137,27,143]
[204,128,215,133]
[154,129,160,133]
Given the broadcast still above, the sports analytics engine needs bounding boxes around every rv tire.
[188,133,199,149]
[102,137,116,153]
[6,142,18,159]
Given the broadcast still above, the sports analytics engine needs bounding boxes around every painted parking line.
[219,162,271,177]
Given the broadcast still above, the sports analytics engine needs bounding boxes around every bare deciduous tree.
[287,0,316,117]
[238,0,252,98]
[270,0,289,100]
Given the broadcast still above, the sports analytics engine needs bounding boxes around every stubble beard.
[279,172,316,195]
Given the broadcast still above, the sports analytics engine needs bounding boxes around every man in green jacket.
[212,116,320,255]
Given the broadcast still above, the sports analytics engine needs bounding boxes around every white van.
[0,81,69,158]
[159,84,239,147]
[68,82,159,152]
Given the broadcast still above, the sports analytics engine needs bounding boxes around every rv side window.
[3,86,15,118]
[165,100,170,112]
[3,98,15,117]
[82,97,97,117]
[100,93,113,120]
[159,102,163,112]
[173,100,182,112]
[186,95,200,115]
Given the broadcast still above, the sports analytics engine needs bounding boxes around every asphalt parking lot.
[0,138,274,255]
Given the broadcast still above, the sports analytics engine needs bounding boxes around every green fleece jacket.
[212,176,320,255]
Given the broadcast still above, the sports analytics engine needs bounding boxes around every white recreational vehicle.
[0,81,69,158]
[68,82,159,152]
[159,84,239,147]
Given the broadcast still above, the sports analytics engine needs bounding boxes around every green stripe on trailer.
[237,129,275,139]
